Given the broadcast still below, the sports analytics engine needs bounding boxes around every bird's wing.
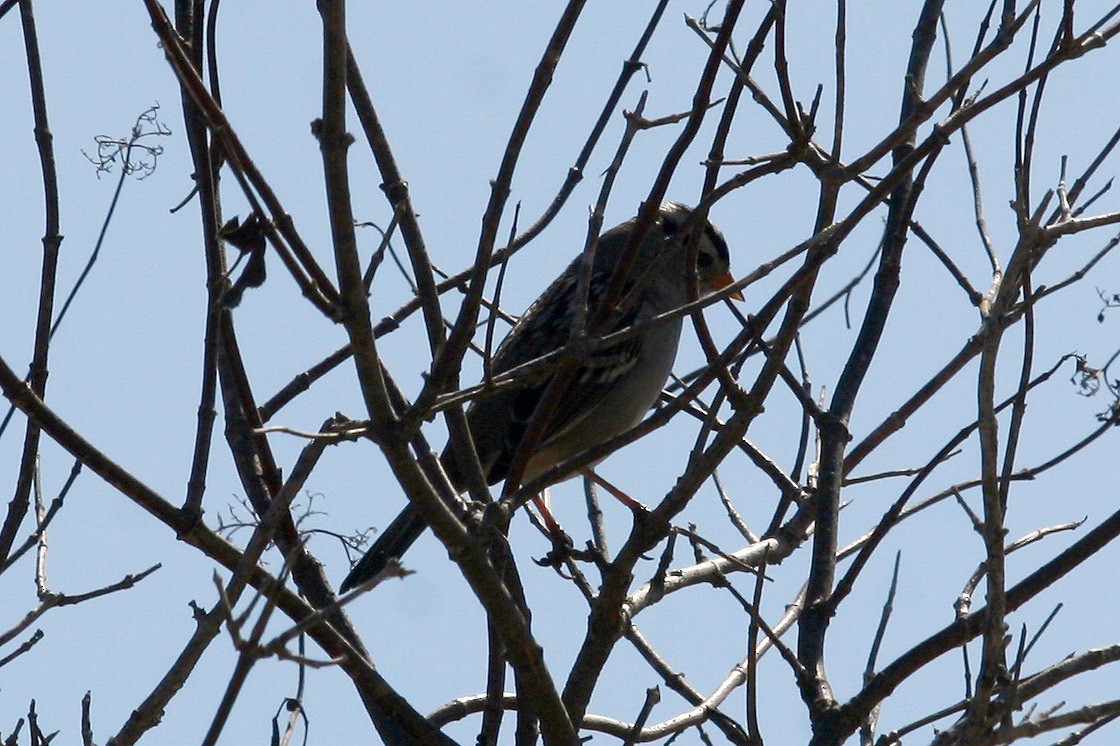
[477,259,645,483]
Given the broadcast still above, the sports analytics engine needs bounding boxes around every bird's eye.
[660,213,679,235]
[697,250,714,269]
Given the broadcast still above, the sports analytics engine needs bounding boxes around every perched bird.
[340,202,739,592]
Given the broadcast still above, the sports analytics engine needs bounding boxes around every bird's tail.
[339,504,430,592]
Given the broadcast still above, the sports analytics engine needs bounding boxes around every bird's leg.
[583,469,646,513]
[528,490,577,567]
[530,492,563,535]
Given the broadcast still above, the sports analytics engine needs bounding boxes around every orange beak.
[711,271,744,301]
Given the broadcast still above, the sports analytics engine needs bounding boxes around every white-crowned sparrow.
[340,202,738,591]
